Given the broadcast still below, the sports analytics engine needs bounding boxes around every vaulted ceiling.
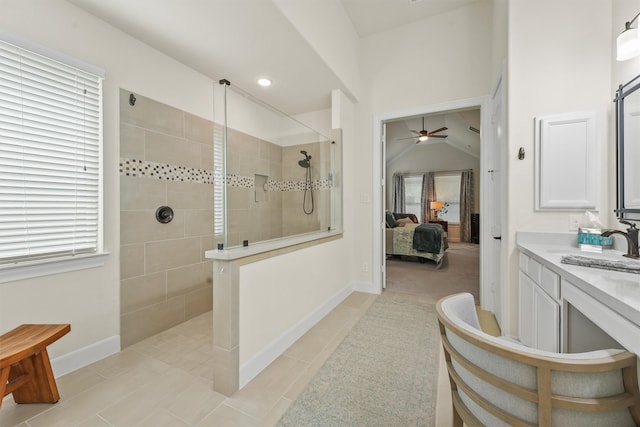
[67,0,482,116]
[385,109,481,165]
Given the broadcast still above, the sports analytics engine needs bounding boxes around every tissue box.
[578,227,613,253]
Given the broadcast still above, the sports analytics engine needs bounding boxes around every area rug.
[277,292,440,426]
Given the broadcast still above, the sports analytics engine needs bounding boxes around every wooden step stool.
[0,324,71,409]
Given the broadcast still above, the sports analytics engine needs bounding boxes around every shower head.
[298,150,311,168]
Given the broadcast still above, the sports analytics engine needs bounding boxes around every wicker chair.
[436,292,640,426]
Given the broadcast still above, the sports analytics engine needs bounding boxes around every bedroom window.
[403,175,422,218]
[0,36,105,272]
[434,174,461,223]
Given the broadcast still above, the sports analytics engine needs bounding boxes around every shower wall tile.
[227,187,251,211]
[120,210,185,245]
[185,113,214,145]
[120,89,184,138]
[167,181,213,210]
[185,285,213,320]
[145,237,202,274]
[201,238,215,259]
[120,272,166,314]
[120,244,145,280]
[120,89,214,347]
[166,262,211,299]
[145,130,202,170]
[120,124,145,160]
[201,144,214,171]
[120,176,166,210]
[120,296,186,348]
[185,209,215,237]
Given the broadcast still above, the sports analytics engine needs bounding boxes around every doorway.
[372,96,494,311]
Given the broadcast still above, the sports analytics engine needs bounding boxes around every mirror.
[615,73,640,221]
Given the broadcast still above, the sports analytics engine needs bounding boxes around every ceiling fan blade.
[430,135,448,138]
[397,136,418,140]
[428,127,448,135]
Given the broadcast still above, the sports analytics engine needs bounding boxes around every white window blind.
[0,39,103,265]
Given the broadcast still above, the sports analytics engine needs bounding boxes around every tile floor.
[1,291,467,427]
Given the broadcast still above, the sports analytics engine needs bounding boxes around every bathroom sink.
[560,254,640,274]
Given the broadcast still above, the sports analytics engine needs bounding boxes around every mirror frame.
[614,73,640,221]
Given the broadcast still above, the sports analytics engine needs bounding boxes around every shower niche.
[214,82,342,249]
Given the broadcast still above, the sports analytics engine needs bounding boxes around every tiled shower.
[119,90,332,346]
[119,90,214,347]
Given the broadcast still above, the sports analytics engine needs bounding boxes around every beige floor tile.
[0,401,54,427]
[56,368,107,399]
[27,367,161,427]
[97,368,196,427]
[258,397,293,427]
[282,348,331,401]
[225,355,307,419]
[166,377,226,425]
[75,415,115,426]
[136,409,190,427]
[196,404,258,427]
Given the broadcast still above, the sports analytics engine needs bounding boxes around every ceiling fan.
[399,117,448,143]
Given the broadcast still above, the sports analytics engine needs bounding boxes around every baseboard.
[51,335,121,378]
[239,284,355,388]
[352,280,379,294]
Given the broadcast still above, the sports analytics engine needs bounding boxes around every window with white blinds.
[0,39,103,265]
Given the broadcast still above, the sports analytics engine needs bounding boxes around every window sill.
[0,252,110,284]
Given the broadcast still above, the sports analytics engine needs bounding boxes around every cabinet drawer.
[519,253,542,283]
[540,266,560,300]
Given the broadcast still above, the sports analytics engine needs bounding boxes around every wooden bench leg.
[0,366,10,409]
[8,348,60,405]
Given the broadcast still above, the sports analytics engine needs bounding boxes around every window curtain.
[392,174,405,213]
[420,172,436,223]
[460,170,474,242]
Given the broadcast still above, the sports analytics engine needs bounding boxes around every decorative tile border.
[119,158,214,184]
[119,157,331,191]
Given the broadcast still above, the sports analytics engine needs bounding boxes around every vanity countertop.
[516,232,640,329]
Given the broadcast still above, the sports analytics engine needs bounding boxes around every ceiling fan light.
[418,135,429,142]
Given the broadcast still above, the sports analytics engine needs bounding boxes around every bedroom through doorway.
[379,102,484,303]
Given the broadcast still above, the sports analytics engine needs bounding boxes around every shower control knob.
[155,206,174,224]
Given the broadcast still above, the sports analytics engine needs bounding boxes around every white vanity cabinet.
[518,253,560,352]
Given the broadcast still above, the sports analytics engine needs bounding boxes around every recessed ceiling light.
[257,78,272,87]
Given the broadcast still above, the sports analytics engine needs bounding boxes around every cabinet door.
[535,286,560,352]
[519,272,535,347]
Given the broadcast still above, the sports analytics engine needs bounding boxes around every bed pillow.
[385,211,397,228]
[396,217,414,227]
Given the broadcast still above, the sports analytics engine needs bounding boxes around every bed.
[385,212,448,265]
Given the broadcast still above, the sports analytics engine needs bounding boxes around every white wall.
[0,0,213,360]
[503,0,613,334]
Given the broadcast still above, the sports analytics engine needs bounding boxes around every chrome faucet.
[601,220,640,259]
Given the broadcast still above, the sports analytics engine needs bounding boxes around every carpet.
[277,292,440,426]
[385,242,479,303]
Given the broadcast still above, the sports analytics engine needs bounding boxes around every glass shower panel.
[213,81,340,249]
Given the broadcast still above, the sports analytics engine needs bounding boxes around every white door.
[487,73,505,325]
[381,122,387,289]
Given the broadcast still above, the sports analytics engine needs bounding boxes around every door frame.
[372,96,492,303]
